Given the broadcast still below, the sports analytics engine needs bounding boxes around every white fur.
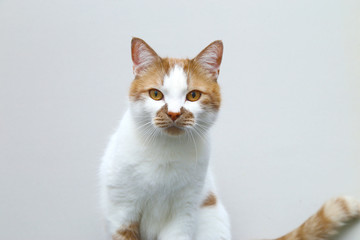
[99,66,230,240]
[162,65,188,113]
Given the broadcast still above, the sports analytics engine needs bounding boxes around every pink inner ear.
[131,41,144,66]
[131,38,159,75]
[195,40,223,76]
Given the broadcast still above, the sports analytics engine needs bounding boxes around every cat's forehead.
[163,65,188,95]
[161,57,189,74]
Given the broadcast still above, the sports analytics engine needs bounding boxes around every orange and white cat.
[99,38,360,240]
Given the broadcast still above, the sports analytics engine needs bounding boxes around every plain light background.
[0,0,359,239]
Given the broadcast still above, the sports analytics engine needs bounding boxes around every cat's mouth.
[153,107,194,136]
[163,126,185,136]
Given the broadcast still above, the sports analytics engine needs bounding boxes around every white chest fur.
[100,110,212,239]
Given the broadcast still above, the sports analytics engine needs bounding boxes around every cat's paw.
[112,223,140,240]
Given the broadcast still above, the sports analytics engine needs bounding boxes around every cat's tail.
[275,196,360,240]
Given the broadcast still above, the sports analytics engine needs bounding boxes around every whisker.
[192,127,208,144]
[195,122,210,132]
[142,125,156,145]
[145,128,156,145]
[134,118,152,125]
[197,119,213,125]
[189,129,198,166]
[149,128,160,145]
[136,121,152,131]
[185,129,191,145]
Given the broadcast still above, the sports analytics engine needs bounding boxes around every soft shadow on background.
[0,0,359,239]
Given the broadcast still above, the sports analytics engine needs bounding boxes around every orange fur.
[112,223,140,240]
[275,196,360,240]
[119,38,360,240]
[129,39,221,111]
[188,59,221,110]
[161,57,190,76]
[129,57,222,110]
[202,192,217,207]
[129,57,221,110]
[129,65,164,101]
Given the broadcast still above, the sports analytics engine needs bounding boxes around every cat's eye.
[186,90,201,102]
[149,89,163,101]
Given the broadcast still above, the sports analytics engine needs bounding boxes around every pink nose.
[167,112,181,121]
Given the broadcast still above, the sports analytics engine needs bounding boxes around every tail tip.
[325,196,360,221]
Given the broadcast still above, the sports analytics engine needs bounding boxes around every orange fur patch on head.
[112,223,140,240]
[202,192,217,207]
[129,58,190,102]
[188,59,221,110]
[129,41,222,112]
[161,58,190,75]
[129,64,164,101]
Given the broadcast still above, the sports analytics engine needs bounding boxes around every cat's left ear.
[193,40,223,80]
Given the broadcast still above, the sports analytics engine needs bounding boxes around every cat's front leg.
[107,208,140,240]
[105,194,141,240]
[158,215,196,240]
[106,209,140,240]
[112,222,139,240]
[158,200,199,240]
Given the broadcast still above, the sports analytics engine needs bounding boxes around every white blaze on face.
[162,65,188,113]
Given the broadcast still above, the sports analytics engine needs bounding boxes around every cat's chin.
[164,126,185,136]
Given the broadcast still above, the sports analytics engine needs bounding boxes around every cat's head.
[129,38,223,137]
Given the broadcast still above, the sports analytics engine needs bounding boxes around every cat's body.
[100,38,360,240]
[100,110,229,240]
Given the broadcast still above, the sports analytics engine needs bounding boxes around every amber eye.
[149,89,163,101]
[186,90,201,102]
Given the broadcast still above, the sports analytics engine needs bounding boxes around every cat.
[99,37,360,240]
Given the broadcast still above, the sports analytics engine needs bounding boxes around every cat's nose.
[167,111,181,121]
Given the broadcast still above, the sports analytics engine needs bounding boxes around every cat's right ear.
[131,38,160,75]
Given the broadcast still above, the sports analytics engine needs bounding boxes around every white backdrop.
[0,0,359,239]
